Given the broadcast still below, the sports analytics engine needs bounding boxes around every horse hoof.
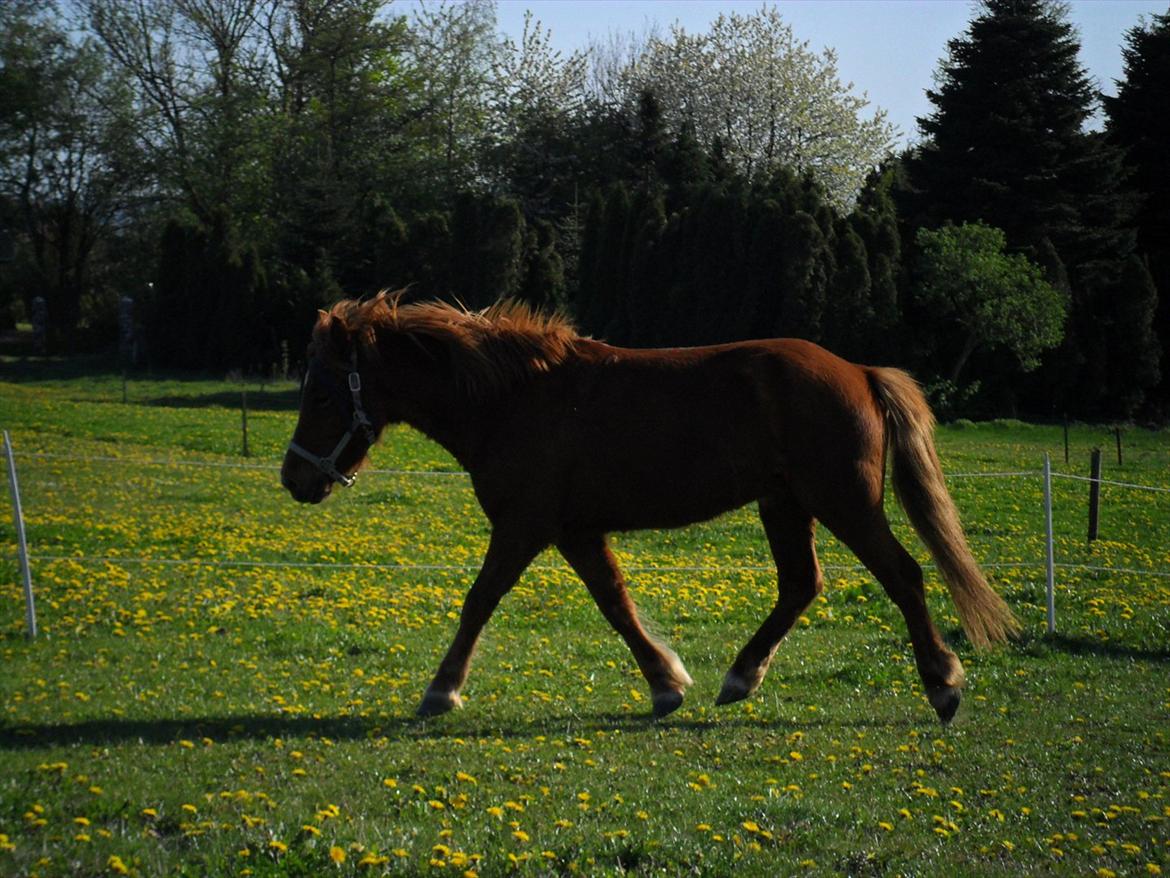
[417,689,462,717]
[715,671,753,706]
[928,686,961,725]
[652,690,684,718]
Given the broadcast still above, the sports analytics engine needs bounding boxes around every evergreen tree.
[1106,10,1170,413]
[907,0,1149,415]
[517,220,565,312]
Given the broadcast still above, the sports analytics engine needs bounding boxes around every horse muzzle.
[281,454,334,504]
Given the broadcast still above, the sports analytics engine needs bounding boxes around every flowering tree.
[617,7,894,210]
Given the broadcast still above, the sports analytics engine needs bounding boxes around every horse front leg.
[417,531,543,717]
[558,533,693,718]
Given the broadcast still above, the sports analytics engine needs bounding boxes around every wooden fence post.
[1087,448,1102,542]
[241,389,250,458]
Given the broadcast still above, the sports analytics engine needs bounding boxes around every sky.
[490,0,1168,145]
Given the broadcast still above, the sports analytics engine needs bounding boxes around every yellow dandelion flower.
[107,854,130,875]
[329,846,346,864]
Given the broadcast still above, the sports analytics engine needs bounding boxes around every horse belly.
[569,425,772,532]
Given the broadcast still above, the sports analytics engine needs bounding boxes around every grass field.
[1,360,1168,877]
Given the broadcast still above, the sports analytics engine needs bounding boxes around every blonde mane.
[326,291,582,398]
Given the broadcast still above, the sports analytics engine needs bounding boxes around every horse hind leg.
[826,512,967,724]
[558,534,693,718]
[717,494,822,706]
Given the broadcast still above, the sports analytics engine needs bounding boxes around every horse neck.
[391,370,480,470]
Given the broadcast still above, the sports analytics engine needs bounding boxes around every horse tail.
[867,367,1020,649]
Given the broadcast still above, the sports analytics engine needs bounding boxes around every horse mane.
[325,291,582,399]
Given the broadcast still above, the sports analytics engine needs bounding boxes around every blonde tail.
[868,367,1020,649]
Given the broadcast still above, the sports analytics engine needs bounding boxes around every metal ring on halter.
[287,351,375,488]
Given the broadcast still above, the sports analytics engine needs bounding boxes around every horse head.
[281,306,382,504]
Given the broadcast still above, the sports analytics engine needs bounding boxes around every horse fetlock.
[416,687,463,717]
[715,669,759,706]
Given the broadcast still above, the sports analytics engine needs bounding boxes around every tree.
[406,0,498,198]
[0,0,143,346]
[80,0,272,226]
[915,223,1065,385]
[1105,10,1170,411]
[906,0,1150,415]
[618,7,894,210]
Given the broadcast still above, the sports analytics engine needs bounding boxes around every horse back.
[476,337,884,534]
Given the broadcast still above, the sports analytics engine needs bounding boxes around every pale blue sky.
[489,0,1168,144]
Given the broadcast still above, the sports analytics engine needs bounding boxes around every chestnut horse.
[281,292,1017,724]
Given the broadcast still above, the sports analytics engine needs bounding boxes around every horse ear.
[328,314,351,358]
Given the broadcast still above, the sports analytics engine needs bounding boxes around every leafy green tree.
[406,0,498,198]
[0,0,143,347]
[915,223,1065,384]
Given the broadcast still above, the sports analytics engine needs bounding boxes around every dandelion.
[329,846,346,864]
[107,855,130,875]
[268,840,288,854]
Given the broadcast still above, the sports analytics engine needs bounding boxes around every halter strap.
[287,351,376,488]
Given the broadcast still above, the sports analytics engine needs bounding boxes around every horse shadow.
[0,707,911,750]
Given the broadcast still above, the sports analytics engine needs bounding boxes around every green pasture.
[0,361,1168,877]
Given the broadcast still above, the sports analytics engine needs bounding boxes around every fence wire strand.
[5,448,1169,583]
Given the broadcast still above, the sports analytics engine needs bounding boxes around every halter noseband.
[287,350,377,488]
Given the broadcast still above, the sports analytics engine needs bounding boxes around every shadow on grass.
[0,707,914,750]
[145,388,298,411]
[1031,631,1170,663]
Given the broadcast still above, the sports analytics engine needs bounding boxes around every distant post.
[30,296,47,354]
[1087,448,1102,542]
[241,389,250,457]
[3,431,37,639]
[1043,453,1055,634]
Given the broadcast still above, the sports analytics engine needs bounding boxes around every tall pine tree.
[907,0,1153,417]
[1106,10,1170,414]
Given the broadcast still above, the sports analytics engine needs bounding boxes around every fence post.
[241,389,250,458]
[1043,452,1056,634]
[2,431,37,639]
[1087,448,1102,542]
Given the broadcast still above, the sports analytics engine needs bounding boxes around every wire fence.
[3,439,1169,638]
